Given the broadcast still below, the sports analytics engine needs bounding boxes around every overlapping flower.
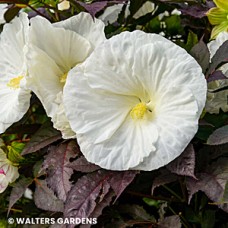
[26,12,106,139]
[63,31,207,171]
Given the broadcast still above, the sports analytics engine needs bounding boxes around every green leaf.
[7,141,25,164]
[185,30,198,52]
[143,197,164,208]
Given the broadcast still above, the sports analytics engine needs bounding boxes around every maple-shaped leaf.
[64,170,112,222]
[151,169,178,194]
[186,157,228,213]
[22,121,61,155]
[8,177,33,216]
[207,125,228,145]
[34,179,64,212]
[166,144,196,179]
[158,215,181,228]
[109,171,138,201]
[77,0,126,18]
[41,141,79,201]
[67,156,100,173]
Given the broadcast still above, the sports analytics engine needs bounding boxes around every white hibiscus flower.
[26,12,106,139]
[206,31,228,114]
[63,30,207,171]
[0,149,19,193]
[0,13,31,133]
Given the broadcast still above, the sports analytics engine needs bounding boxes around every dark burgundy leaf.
[109,171,138,201]
[64,170,112,221]
[34,179,64,212]
[151,169,178,194]
[22,121,61,155]
[67,156,100,173]
[207,70,227,82]
[166,144,196,179]
[118,204,155,221]
[186,157,228,212]
[80,191,115,228]
[77,0,126,18]
[158,215,181,228]
[190,40,210,73]
[5,124,41,135]
[180,5,208,18]
[207,125,228,145]
[207,40,228,76]
[8,177,33,215]
[41,141,79,201]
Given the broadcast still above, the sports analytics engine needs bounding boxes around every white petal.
[0,13,31,133]
[54,12,106,48]
[64,66,139,144]
[52,92,76,139]
[132,41,206,117]
[77,116,158,170]
[133,87,199,171]
[29,15,92,73]
[26,45,62,117]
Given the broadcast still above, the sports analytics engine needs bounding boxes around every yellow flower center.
[7,76,24,89]
[130,102,148,120]
[60,72,68,85]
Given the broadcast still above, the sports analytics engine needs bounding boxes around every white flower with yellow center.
[0,149,19,193]
[206,31,228,114]
[63,31,207,171]
[0,13,31,133]
[26,12,106,139]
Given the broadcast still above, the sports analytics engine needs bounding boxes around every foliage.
[0,0,228,227]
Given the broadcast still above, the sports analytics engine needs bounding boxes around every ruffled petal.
[64,65,139,144]
[132,41,206,117]
[54,12,106,48]
[29,15,92,73]
[133,87,199,171]
[77,115,158,170]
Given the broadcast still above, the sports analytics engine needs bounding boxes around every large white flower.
[0,13,31,133]
[26,12,106,139]
[0,149,19,193]
[63,30,207,171]
[206,31,228,114]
